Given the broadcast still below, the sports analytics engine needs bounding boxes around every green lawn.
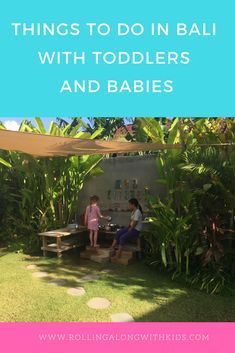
[0,248,235,322]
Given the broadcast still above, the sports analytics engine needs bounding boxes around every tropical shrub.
[141,118,235,294]
[144,197,197,276]
[0,118,104,252]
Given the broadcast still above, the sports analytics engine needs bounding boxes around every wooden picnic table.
[38,226,86,257]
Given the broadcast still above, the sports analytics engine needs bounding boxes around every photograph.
[1,0,234,351]
[1,117,235,323]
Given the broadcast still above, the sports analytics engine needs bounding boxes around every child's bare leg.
[94,230,98,247]
[89,230,94,247]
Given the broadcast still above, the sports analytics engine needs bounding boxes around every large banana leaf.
[0,157,12,168]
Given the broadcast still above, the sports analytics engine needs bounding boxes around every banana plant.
[0,157,12,168]
[141,118,235,293]
[0,118,104,250]
[144,196,195,276]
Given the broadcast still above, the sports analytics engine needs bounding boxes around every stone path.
[111,313,134,322]
[28,265,120,315]
[87,297,111,309]
[101,268,113,274]
[32,271,48,278]
[67,287,86,296]
[26,264,37,270]
[48,279,66,286]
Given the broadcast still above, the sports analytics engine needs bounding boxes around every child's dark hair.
[90,195,99,203]
[128,198,143,214]
[89,195,99,212]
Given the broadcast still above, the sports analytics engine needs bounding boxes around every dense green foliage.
[0,118,104,251]
[140,118,235,294]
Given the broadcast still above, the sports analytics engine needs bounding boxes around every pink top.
[85,204,101,231]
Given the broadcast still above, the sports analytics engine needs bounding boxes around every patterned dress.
[85,204,101,231]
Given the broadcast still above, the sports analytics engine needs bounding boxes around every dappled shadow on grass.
[0,248,8,258]
[25,251,103,289]
[98,267,235,321]
[22,251,235,322]
[25,251,187,301]
[134,293,235,322]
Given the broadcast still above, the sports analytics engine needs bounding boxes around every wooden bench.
[123,234,142,259]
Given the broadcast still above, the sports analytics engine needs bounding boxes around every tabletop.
[38,227,86,238]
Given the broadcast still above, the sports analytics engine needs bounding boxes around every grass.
[0,248,235,322]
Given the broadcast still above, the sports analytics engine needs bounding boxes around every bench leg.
[56,237,62,258]
[42,236,47,256]
[137,250,142,260]
[137,237,142,260]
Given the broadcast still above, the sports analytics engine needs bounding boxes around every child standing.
[84,195,110,247]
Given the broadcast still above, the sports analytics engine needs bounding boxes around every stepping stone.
[101,268,112,274]
[80,250,93,260]
[48,279,66,286]
[32,271,48,278]
[26,264,37,270]
[78,274,100,282]
[86,245,100,251]
[80,247,110,262]
[111,313,134,322]
[111,251,135,266]
[87,297,111,309]
[67,287,86,296]
[90,253,110,264]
